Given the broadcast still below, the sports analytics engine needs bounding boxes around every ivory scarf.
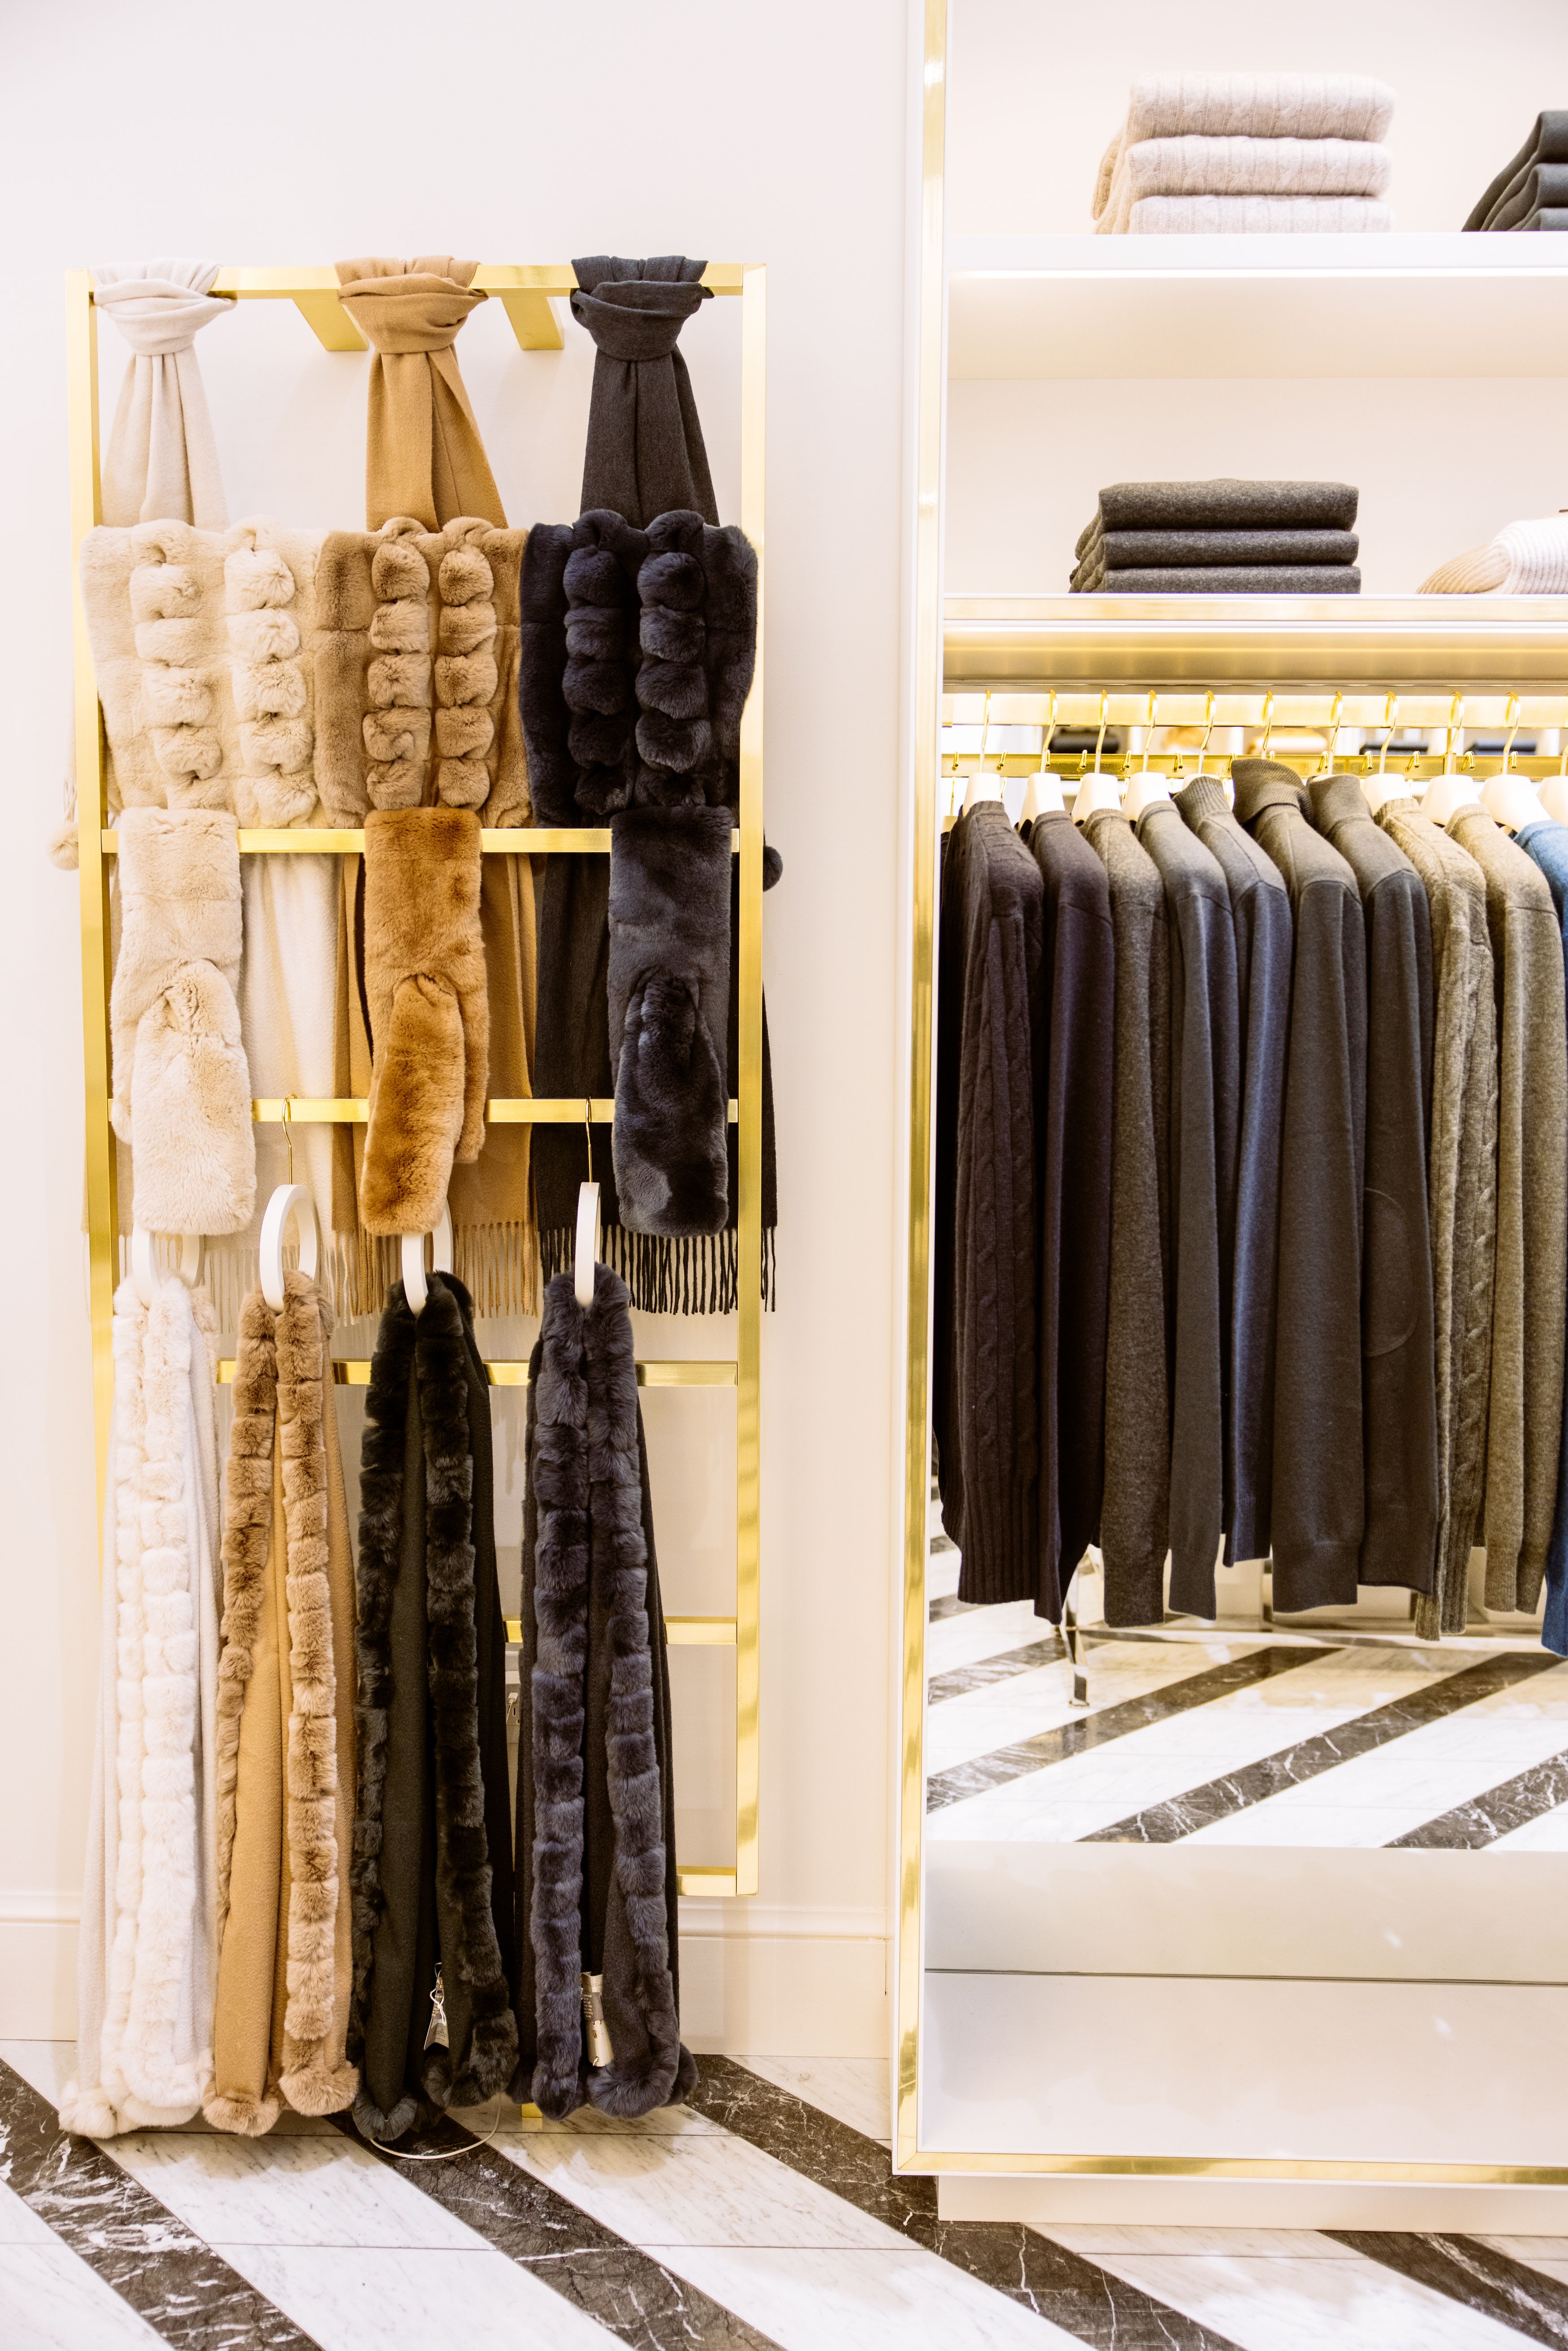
[335,258,505,531]
[61,1273,221,2136]
[94,260,233,530]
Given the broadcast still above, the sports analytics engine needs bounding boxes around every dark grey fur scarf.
[515,1265,696,2120]
[349,1275,518,2140]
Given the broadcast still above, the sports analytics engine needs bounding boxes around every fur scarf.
[61,1273,221,2137]
[609,805,733,1234]
[80,518,324,825]
[349,1275,518,2140]
[314,515,531,826]
[570,255,717,528]
[110,807,255,1235]
[205,1274,357,2131]
[359,807,488,1235]
[516,1266,696,2119]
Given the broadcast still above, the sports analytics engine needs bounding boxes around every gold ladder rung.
[198,263,748,354]
[102,828,740,855]
[216,1358,737,1389]
[504,1613,737,1647]
[250,1099,739,1123]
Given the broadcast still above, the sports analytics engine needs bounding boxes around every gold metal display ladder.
[67,262,766,1900]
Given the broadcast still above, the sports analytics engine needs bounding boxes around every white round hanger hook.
[259,1184,319,1314]
[129,1224,157,1310]
[574,1182,601,1311]
[401,1200,452,1319]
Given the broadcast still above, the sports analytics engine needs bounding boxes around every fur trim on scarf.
[111,806,255,1236]
[526,1266,691,2119]
[359,807,488,1235]
[349,1279,517,2138]
[314,516,530,827]
[79,518,324,824]
[206,1275,355,2130]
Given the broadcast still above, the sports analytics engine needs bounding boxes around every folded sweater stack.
[1071,479,1361,595]
[1421,515,1568,595]
[1094,74,1395,234]
[1465,112,1568,232]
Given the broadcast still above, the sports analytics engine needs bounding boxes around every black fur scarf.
[520,1265,696,2119]
[349,1276,518,2139]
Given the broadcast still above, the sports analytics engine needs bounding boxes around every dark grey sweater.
[1232,761,1368,1612]
[1308,774,1439,1596]
[1135,801,1241,1618]
[1174,776,1291,1566]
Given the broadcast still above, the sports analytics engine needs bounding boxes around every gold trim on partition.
[733,261,766,1902]
[896,0,949,2178]
[891,2150,1568,2184]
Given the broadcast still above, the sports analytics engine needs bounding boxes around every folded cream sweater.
[1122,194,1392,234]
[1094,73,1396,233]
[1421,518,1568,596]
[1096,133,1391,231]
[1123,73,1395,147]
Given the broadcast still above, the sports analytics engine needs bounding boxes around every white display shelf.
[948,233,1568,379]
[944,593,1568,688]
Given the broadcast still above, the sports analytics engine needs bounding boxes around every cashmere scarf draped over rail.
[205,1275,358,2133]
[94,260,233,531]
[570,256,717,528]
[349,1277,517,2142]
[335,259,505,533]
[61,1274,221,2139]
[513,1266,696,2119]
[80,518,326,824]
[110,807,255,1238]
[519,508,778,1303]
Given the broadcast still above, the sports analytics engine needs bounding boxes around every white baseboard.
[939,2172,1568,2231]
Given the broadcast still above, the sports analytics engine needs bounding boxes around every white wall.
[0,0,916,2056]
[948,0,1568,236]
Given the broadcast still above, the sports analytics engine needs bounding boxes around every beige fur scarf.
[314,515,531,827]
[360,807,489,1234]
[80,517,325,825]
[110,807,255,1236]
[207,1274,357,2129]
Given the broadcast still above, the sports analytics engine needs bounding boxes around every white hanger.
[260,1185,320,1314]
[1124,687,1188,821]
[1421,694,1478,827]
[129,1225,202,1308]
[575,1099,601,1310]
[961,690,1006,815]
[1481,696,1550,833]
[1543,739,1568,825]
[1020,692,1066,822]
[401,1198,453,1318]
[1362,693,1407,815]
[1072,691,1122,821]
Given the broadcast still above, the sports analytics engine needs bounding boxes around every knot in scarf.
[94,259,235,355]
[333,257,504,533]
[334,256,487,355]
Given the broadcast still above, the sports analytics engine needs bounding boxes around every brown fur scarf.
[210,1273,356,2127]
[360,806,488,1236]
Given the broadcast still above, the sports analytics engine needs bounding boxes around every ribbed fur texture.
[205,1274,355,2131]
[348,1279,517,2139]
[527,1267,688,2119]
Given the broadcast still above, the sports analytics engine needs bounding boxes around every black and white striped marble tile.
[926,1644,1340,1813]
[928,1634,1066,1704]
[1390,1751,1568,1849]
[1084,1652,1561,1844]
[1330,2230,1568,2345]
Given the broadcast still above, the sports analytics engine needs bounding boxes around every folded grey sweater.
[1078,479,1360,548]
[1073,565,1361,596]
[1491,162,1568,231]
[1074,525,1359,578]
[1467,112,1568,230]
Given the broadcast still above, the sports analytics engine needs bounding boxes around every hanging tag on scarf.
[581,1971,613,2066]
[423,1963,450,2051]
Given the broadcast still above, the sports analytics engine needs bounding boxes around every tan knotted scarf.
[335,258,505,531]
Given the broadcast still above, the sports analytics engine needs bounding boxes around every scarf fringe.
[536,1225,776,1316]
[132,1225,544,1333]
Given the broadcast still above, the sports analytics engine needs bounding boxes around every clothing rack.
[67,262,767,1900]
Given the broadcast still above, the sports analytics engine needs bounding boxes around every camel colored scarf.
[94,260,233,530]
[335,258,505,531]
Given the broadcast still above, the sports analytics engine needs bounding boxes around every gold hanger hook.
[1039,689,1058,774]
[1094,688,1110,770]
[583,1096,595,1184]
[1259,690,1275,762]
[1444,690,1465,774]
[1320,690,1344,775]
[281,1095,294,1186]
[1194,690,1216,777]
[1378,691,1398,775]
[978,688,991,774]
[1141,688,1156,773]
[1502,692,1521,775]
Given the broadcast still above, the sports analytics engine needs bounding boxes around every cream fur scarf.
[111,807,256,1236]
[94,261,233,531]
[1422,518,1568,596]
[81,518,325,825]
[61,1272,221,2136]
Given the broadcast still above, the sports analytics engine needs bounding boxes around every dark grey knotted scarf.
[571,256,718,528]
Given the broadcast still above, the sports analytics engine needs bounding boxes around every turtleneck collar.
[1231,757,1309,824]
[1173,775,1232,827]
[1307,772,1375,834]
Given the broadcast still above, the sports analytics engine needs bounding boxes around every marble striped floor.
[10,2040,1568,2348]
[925,1542,1568,1851]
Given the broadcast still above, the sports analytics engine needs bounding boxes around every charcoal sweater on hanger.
[1516,815,1568,1653]
[1029,813,1115,1613]
[1308,773,1439,1595]
[1174,776,1291,1566]
[1134,801,1241,1617]
[1232,761,1368,1612]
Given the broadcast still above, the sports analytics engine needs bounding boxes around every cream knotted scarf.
[335,257,506,530]
[94,260,233,528]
